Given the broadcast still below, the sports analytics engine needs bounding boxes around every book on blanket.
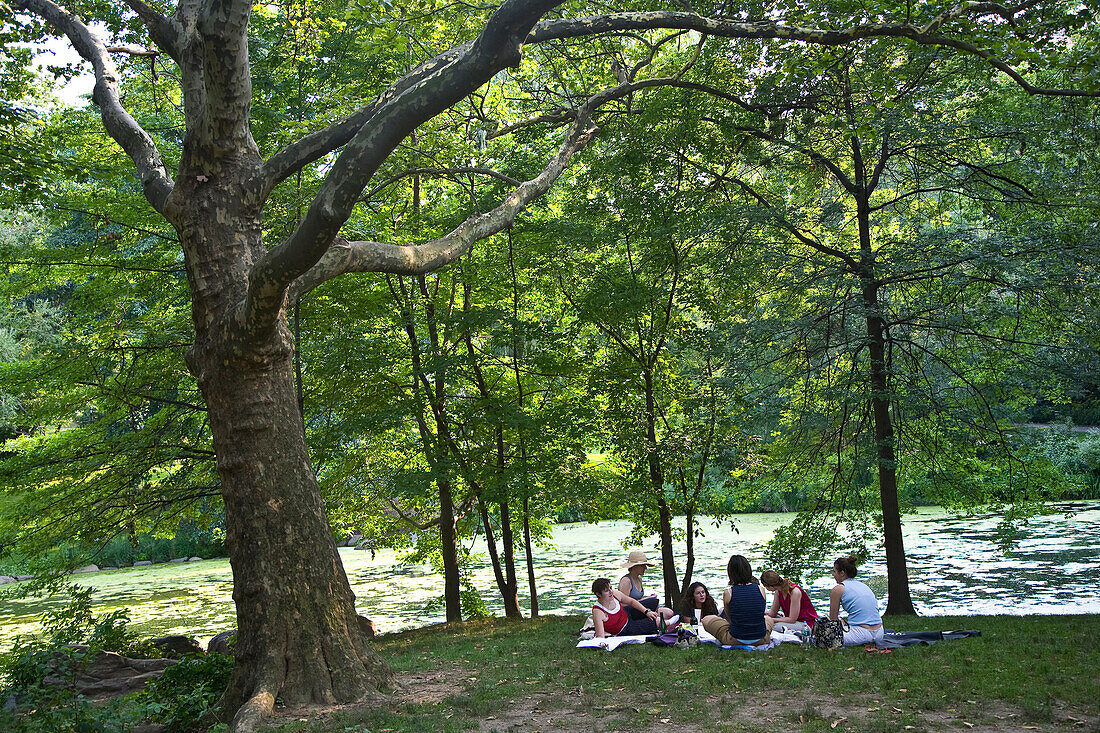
[576,634,649,651]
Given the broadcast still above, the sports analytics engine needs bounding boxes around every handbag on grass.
[811,618,846,649]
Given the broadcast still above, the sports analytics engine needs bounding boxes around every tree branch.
[120,0,185,60]
[361,167,522,203]
[288,106,598,299]
[261,47,468,192]
[529,7,1100,98]
[18,0,175,213]
[244,0,567,339]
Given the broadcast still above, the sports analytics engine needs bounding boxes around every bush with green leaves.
[131,652,233,732]
[0,584,157,696]
[0,583,228,732]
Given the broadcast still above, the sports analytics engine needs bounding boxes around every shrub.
[132,652,233,732]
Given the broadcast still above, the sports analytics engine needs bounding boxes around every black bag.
[811,618,845,649]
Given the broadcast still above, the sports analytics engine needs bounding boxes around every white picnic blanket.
[576,627,802,651]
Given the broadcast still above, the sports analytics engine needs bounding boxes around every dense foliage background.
[2,0,1099,611]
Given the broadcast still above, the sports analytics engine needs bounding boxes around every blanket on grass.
[876,629,981,649]
[576,627,803,651]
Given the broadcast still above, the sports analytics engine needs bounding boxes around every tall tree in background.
[552,90,762,605]
[683,41,1099,611]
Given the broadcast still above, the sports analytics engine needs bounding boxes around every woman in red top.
[591,578,671,637]
[760,570,818,633]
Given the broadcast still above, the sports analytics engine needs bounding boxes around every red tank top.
[778,583,819,626]
[594,599,629,635]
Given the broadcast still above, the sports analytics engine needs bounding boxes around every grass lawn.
[261,614,1098,732]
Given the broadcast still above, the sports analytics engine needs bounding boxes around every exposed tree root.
[229,688,276,733]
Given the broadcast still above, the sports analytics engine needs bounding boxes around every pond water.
[2,501,1097,650]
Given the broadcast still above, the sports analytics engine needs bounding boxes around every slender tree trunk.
[495,429,520,617]
[438,475,462,622]
[479,497,507,592]
[498,498,521,618]
[856,192,916,616]
[680,507,695,599]
[523,494,539,617]
[412,274,463,623]
[478,496,521,617]
[460,274,521,618]
[507,231,537,616]
[643,368,678,606]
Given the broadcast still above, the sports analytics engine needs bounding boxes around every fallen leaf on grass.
[897,688,907,692]
[831,717,847,728]
[846,666,856,671]
[962,723,974,728]
[660,719,671,724]
[867,707,880,712]
[800,715,805,723]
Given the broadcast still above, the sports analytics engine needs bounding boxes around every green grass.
[262,614,1099,732]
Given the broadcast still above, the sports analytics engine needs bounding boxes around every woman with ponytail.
[760,570,818,633]
[828,555,884,646]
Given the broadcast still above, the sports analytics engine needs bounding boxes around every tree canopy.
[2,0,1099,729]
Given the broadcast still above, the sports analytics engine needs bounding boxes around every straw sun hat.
[620,550,654,569]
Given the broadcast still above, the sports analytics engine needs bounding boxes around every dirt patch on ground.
[472,691,1096,733]
[267,666,1097,732]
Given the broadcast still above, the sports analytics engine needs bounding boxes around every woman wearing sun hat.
[618,550,674,622]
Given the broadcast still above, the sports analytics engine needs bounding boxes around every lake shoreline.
[2,501,1098,651]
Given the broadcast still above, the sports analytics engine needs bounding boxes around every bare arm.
[593,607,607,638]
[766,592,781,618]
[612,589,657,618]
[829,584,845,621]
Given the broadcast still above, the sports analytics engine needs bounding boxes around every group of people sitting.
[590,550,883,647]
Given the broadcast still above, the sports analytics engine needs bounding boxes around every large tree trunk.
[200,350,393,724]
[180,193,393,727]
